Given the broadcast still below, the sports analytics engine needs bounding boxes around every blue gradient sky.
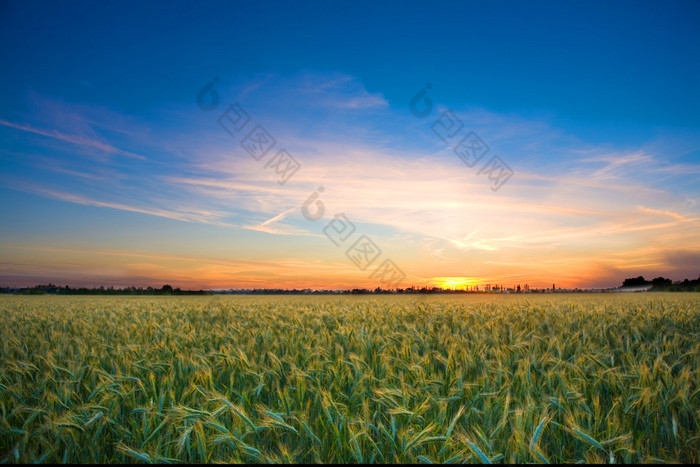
[1,0,699,289]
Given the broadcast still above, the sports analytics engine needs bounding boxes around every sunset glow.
[1,1,699,290]
[429,277,480,291]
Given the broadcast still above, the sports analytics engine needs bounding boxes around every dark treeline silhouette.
[0,284,576,295]
[1,275,698,295]
[621,275,700,292]
[0,284,211,295]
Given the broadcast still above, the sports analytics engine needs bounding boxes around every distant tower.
[552,283,556,291]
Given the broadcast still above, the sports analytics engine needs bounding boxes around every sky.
[1,0,699,290]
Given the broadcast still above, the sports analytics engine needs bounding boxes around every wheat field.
[0,294,698,463]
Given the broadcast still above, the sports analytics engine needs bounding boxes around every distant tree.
[650,277,672,291]
[622,276,649,287]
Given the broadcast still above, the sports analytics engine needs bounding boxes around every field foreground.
[0,294,698,463]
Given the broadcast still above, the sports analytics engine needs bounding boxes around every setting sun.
[430,277,480,290]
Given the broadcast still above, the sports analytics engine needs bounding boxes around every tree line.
[621,275,700,292]
[0,284,211,295]
[2,276,698,295]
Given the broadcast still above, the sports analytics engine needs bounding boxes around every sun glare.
[430,277,480,290]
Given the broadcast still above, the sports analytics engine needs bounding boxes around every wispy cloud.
[638,206,699,222]
[0,119,146,160]
[244,207,315,236]
[2,71,699,288]
[6,182,235,226]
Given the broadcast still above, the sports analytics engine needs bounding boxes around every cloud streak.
[0,119,147,160]
[1,70,698,289]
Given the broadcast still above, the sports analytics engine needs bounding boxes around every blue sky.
[1,0,699,289]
